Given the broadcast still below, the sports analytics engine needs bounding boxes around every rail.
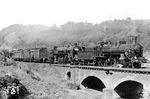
[53,64,150,74]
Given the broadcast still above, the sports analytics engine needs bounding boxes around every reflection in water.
[82,80,145,99]
[123,91,143,99]
[88,89,144,99]
[116,91,143,99]
[122,95,143,99]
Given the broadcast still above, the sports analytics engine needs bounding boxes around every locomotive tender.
[12,36,147,68]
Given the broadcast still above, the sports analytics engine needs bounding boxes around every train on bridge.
[12,36,147,68]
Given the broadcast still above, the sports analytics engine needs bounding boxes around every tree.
[2,50,14,58]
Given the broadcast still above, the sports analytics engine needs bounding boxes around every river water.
[67,88,146,99]
[79,89,145,99]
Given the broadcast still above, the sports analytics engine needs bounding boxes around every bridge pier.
[53,64,150,99]
[103,88,113,99]
[143,89,150,99]
[70,66,80,89]
[103,88,120,99]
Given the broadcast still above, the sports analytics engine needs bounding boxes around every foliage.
[1,19,150,51]
[2,50,14,58]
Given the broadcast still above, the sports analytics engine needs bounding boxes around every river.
[66,88,146,99]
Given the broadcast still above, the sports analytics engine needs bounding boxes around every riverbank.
[0,62,103,99]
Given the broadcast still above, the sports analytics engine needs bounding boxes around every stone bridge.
[53,64,150,99]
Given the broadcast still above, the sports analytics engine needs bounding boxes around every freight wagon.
[13,47,50,62]
[23,49,31,62]
[29,47,49,62]
[12,49,24,61]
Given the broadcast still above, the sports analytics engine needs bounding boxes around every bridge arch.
[113,76,144,89]
[81,76,106,91]
[80,74,107,86]
[114,80,143,98]
[65,70,71,80]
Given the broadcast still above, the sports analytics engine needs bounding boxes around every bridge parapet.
[53,64,150,74]
[53,64,150,99]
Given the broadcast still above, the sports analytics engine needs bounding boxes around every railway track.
[17,62,150,75]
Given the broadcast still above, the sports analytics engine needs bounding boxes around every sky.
[0,0,150,30]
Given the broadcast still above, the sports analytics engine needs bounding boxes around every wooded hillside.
[1,19,150,51]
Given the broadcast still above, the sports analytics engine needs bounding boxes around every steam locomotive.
[12,36,147,68]
[71,37,146,68]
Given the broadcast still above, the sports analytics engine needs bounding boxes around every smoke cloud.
[1,19,150,51]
